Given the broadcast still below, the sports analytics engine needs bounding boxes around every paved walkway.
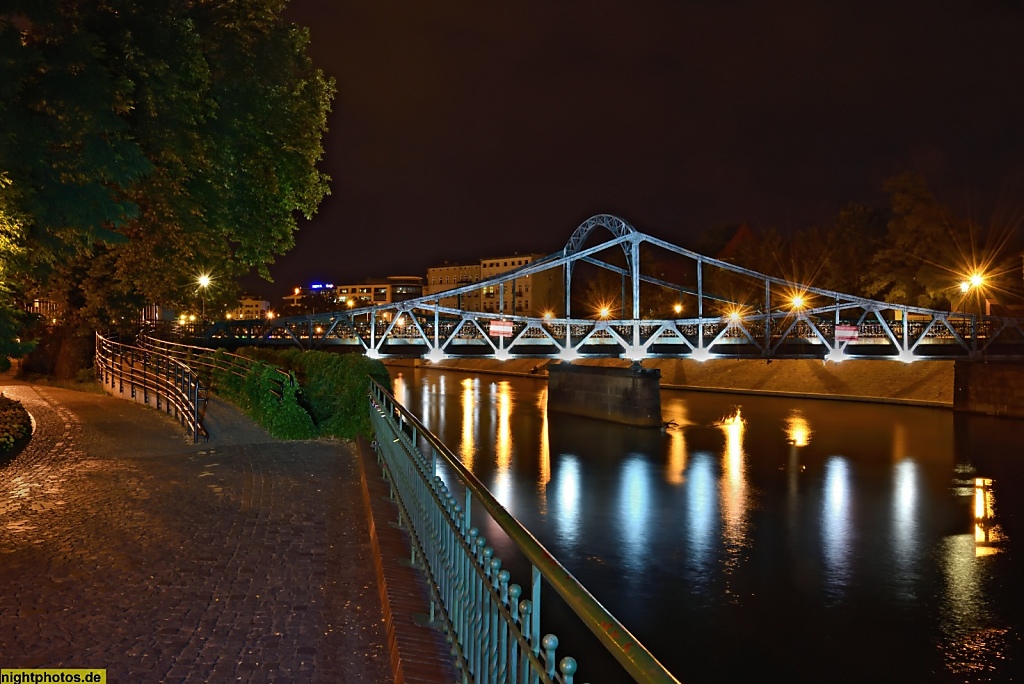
[0,382,394,682]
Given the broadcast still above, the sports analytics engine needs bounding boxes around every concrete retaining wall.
[396,357,955,407]
[954,360,1024,418]
[547,361,662,427]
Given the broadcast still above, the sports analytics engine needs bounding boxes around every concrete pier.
[954,359,1024,418]
[547,361,662,427]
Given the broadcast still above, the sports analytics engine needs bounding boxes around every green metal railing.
[369,379,680,684]
[95,333,207,443]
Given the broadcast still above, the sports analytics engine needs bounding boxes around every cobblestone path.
[0,383,392,683]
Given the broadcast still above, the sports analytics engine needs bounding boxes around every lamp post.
[198,274,211,322]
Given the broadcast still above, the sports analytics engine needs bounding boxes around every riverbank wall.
[384,357,956,407]
[954,359,1024,418]
[547,362,663,426]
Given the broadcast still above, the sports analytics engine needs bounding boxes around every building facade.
[426,254,563,317]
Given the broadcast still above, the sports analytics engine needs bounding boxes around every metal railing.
[137,333,291,399]
[95,333,207,443]
[369,379,679,684]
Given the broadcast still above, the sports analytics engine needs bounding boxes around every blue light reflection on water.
[392,367,1022,683]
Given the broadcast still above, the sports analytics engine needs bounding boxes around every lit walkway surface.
[0,383,395,682]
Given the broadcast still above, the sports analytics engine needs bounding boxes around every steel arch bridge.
[205,215,1024,362]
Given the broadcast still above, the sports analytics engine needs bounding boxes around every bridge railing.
[368,379,679,684]
[95,333,207,443]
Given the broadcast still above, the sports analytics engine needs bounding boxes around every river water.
[390,367,1022,683]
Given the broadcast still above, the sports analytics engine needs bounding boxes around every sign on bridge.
[489,319,514,337]
[836,325,859,342]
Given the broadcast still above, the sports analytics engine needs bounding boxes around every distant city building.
[284,277,424,313]
[426,254,562,316]
[228,295,271,320]
[334,276,423,307]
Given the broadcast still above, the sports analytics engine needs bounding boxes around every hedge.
[211,348,390,440]
[0,394,32,453]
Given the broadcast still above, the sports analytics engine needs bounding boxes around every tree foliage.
[719,173,1017,312]
[0,0,334,343]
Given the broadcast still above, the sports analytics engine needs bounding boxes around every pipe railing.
[95,333,207,443]
[369,379,679,684]
[137,333,290,399]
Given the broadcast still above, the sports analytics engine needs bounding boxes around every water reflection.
[686,452,717,589]
[537,389,551,513]
[496,381,512,472]
[618,457,652,576]
[717,409,749,565]
[388,367,1021,682]
[460,378,477,469]
[785,410,811,447]
[974,478,1004,556]
[555,455,581,547]
[822,457,852,600]
[892,459,920,596]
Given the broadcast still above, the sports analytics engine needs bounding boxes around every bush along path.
[0,393,32,454]
[209,348,390,441]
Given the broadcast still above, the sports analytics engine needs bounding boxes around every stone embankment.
[386,357,955,407]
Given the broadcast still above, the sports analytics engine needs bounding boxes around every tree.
[864,173,969,309]
[0,0,333,365]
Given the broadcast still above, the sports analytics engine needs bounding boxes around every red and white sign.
[835,324,859,342]
[489,320,514,338]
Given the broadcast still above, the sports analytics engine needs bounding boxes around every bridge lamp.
[542,310,554,321]
[599,306,611,319]
[728,311,741,323]
[970,273,984,288]
[791,295,805,310]
[673,303,683,315]
[266,311,275,320]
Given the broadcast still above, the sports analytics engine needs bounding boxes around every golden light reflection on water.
[537,389,550,514]
[460,378,477,470]
[974,478,1005,556]
[496,381,512,472]
[785,410,811,447]
[662,403,690,485]
[393,372,408,406]
[716,408,749,557]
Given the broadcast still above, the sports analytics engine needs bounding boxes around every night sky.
[251,0,1024,300]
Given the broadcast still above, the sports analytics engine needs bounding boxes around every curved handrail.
[137,333,291,398]
[95,333,207,443]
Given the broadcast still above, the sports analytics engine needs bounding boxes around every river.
[390,367,1022,683]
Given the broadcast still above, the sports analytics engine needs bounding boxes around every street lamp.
[959,273,985,314]
[197,273,211,321]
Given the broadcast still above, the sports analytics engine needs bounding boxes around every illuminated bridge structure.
[206,214,1024,362]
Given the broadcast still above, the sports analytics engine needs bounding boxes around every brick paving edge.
[356,437,461,684]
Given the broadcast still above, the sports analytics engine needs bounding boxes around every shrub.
[235,348,390,439]
[209,349,316,440]
[0,394,32,453]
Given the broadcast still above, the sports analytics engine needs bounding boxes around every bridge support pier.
[954,359,1024,418]
[547,361,662,427]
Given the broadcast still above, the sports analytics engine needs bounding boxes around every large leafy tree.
[0,0,333,350]
[864,173,972,309]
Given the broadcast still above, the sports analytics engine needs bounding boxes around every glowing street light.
[959,272,985,313]
[673,303,683,315]
[791,295,805,310]
[197,273,211,321]
[599,306,611,319]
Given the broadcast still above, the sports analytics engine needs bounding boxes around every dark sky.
[252,0,1024,300]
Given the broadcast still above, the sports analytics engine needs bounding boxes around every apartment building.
[426,254,562,317]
